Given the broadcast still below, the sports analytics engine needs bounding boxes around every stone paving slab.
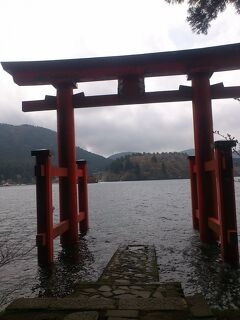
[118,297,187,311]
[99,245,159,284]
[107,318,137,320]
[0,311,65,320]
[50,298,116,311]
[64,311,99,320]
[140,311,190,320]
[106,310,139,318]
[6,298,54,311]
[71,283,184,301]
[6,297,116,312]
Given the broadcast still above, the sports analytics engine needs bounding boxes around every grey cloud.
[0,0,240,157]
[74,102,194,157]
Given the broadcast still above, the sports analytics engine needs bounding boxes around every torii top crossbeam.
[2,42,240,85]
[2,43,240,112]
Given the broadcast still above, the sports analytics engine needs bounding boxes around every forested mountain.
[0,123,111,184]
[2,123,240,185]
[108,152,137,160]
[103,152,189,182]
[104,152,240,182]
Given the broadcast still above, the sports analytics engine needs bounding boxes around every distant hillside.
[0,123,111,184]
[108,151,138,160]
[181,148,195,156]
[2,124,240,185]
[103,152,189,182]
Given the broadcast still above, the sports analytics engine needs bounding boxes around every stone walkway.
[0,245,217,320]
[99,245,159,284]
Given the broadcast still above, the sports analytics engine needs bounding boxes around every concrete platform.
[0,245,217,320]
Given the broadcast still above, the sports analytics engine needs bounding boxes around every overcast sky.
[1,0,240,157]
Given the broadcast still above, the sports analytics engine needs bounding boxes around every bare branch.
[213,130,240,156]
[0,238,36,309]
[0,238,35,268]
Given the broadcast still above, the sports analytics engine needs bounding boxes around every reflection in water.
[182,234,240,308]
[34,237,94,297]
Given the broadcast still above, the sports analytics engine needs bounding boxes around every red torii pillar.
[190,71,215,244]
[56,83,79,245]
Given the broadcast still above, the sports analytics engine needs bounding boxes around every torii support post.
[77,160,89,235]
[215,141,239,266]
[56,83,79,245]
[31,149,53,266]
[190,71,215,244]
[188,156,199,230]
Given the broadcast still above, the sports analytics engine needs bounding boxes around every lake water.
[1,180,240,310]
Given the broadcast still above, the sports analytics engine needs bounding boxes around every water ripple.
[0,180,240,310]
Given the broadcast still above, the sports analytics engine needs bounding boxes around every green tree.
[161,162,167,178]
[133,163,141,178]
[151,154,157,163]
[124,157,134,171]
[165,0,240,34]
[109,158,123,174]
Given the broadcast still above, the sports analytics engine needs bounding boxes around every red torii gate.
[2,42,240,266]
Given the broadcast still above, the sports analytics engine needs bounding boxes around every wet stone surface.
[70,282,184,301]
[64,311,99,320]
[0,245,216,320]
[99,245,159,284]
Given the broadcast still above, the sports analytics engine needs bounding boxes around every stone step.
[6,295,187,312]
[1,292,217,320]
